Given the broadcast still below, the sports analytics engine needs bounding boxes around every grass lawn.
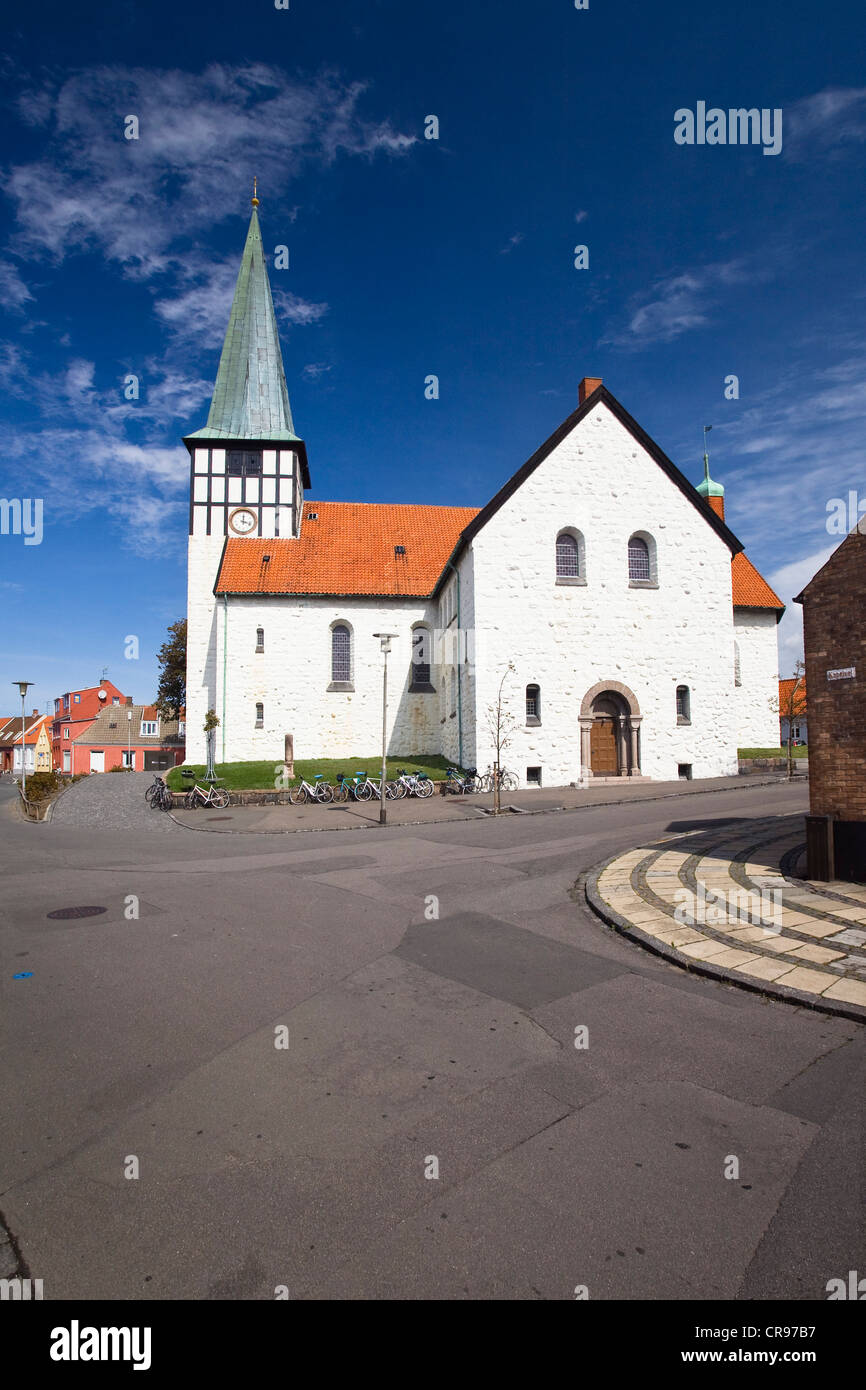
[166,754,460,791]
[739,746,808,759]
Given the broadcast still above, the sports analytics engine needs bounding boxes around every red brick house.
[51,680,126,772]
[72,700,185,773]
[795,524,866,881]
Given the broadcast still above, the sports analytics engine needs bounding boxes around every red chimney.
[578,376,603,404]
[706,495,726,521]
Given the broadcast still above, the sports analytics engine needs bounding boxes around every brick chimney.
[706,494,725,521]
[126,696,133,706]
[578,376,603,404]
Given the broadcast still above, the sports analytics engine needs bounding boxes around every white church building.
[185,201,783,786]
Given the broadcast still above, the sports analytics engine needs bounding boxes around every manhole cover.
[46,906,108,920]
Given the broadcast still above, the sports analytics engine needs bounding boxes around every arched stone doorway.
[579,681,642,777]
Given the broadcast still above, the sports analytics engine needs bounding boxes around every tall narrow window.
[556,533,580,578]
[410,626,433,689]
[331,624,352,685]
[256,626,265,653]
[526,684,541,725]
[451,667,457,715]
[734,641,742,687]
[628,536,651,582]
[255,702,264,728]
[676,685,691,724]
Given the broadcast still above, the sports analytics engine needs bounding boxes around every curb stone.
[582,837,866,1025]
[168,774,792,837]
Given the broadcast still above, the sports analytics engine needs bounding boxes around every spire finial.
[251,176,259,209]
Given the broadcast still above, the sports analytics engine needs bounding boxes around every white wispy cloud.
[500,232,525,255]
[0,260,34,312]
[604,260,760,347]
[302,362,332,381]
[784,86,866,160]
[768,545,837,673]
[6,63,416,292]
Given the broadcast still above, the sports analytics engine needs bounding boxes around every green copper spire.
[696,424,724,498]
[188,198,299,442]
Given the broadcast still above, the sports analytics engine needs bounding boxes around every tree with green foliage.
[155,620,187,719]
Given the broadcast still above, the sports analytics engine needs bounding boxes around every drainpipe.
[222,594,228,763]
[443,560,464,768]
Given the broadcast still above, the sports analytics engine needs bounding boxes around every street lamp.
[13,681,32,794]
[127,709,133,771]
[373,634,397,826]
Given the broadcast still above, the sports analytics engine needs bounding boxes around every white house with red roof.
[184,199,782,785]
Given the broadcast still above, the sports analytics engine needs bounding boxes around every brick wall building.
[795,524,866,881]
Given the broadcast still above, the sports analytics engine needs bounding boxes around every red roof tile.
[214,497,784,612]
[216,501,479,597]
[731,552,784,610]
[779,677,807,713]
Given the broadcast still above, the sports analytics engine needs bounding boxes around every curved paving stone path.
[49,772,179,833]
[586,817,866,1019]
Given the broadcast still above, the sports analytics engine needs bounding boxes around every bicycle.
[289,774,334,805]
[445,766,480,795]
[184,782,230,809]
[146,775,176,811]
[333,772,365,802]
[354,773,387,801]
[478,765,518,793]
[393,768,435,798]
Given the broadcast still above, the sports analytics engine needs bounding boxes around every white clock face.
[229,507,257,535]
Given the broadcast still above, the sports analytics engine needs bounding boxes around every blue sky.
[1,0,864,711]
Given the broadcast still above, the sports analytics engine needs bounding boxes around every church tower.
[184,187,310,762]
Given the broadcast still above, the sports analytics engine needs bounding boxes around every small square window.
[678,763,693,781]
[526,767,542,786]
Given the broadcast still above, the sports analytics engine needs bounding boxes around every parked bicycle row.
[145,764,521,811]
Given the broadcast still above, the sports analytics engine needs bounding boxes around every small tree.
[155,620,187,719]
[486,662,516,816]
[204,708,219,781]
[772,660,806,780]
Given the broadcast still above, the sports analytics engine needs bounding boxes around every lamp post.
[373,634,396,826]
[127,709,132,771]
[13,681,32,794]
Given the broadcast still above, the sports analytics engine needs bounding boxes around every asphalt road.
[1,778,863,1301]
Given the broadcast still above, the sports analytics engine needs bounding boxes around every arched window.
[330,624,353,688]
[628,535,651,582]
[256,626,264,653]
[255,702,264,728]
[555,529,586,583]
[556,532,580,578]
[450,667,457,715]
[410,625,433,690]
[734,642,742,687]
[676,685,691,724]
[526,684,541,725]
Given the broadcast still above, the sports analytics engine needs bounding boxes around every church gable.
[440,383,743,579]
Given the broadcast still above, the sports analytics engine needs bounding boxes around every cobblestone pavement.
[48,772,178,833]
[586,817,866,1019]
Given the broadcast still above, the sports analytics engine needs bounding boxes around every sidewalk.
[170,773,793,835]
[585,816,866,1020]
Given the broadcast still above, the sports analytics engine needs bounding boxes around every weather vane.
[251,176,259,209]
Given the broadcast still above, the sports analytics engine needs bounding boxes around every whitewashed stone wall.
[465,400,740,784]
[733,609,781,748]
[187,587,443,765]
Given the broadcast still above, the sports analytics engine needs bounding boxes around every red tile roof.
[214,498,784,611]
[216,501,480,597]
[779,677,807,713]
[731,552,784,611]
